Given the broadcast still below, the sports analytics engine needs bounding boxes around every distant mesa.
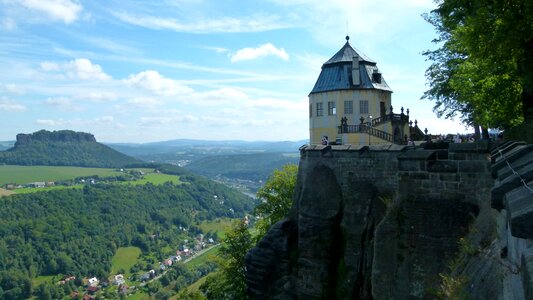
[14,129,96,146]
[0,129,141,168]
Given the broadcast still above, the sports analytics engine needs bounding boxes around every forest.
[0,171,254,299]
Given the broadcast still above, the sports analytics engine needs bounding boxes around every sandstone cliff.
[246,142,533,299]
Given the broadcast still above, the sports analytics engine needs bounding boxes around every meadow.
[0,165,182,195]
[111,246,142,276]
[0,165,123,185]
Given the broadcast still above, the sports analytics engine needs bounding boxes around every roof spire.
[346,21,350,43]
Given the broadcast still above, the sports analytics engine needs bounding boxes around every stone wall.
[246,142,501,299]
[487,141,533,300]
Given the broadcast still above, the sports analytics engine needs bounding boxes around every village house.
[113,274,125,285]
[88,277,98,287]
[28,182,46,188]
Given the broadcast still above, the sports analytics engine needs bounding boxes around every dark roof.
[310,37,392,94]
[324,41,375,65]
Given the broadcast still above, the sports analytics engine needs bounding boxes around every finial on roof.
[346,35,350,42]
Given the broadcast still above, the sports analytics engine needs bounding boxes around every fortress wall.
[246,142,529,299]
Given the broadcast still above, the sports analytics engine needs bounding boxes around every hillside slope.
[0,130,140,167]
[185,152,299,182]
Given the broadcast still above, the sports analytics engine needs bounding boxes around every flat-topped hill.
[0,130,141,168]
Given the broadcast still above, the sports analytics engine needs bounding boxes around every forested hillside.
[0,172,253,299]
[185,152,300,182]
[0,130,140,167]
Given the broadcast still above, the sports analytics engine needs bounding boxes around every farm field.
[111,246,142,277]
[121,172,182,185]
[0,165,183,195]
[198,218,235,239]
[0,165,122,185]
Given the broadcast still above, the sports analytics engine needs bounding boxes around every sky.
[0,0,471,143]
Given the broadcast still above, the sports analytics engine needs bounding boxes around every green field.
[13,184,83,194]
[0,165,183,195]
[111,246,142,276]
[186,245,220,268]
[32,275,55,287]
[0,165,123,185]
[198,218,235,239]
[121,173,182,185]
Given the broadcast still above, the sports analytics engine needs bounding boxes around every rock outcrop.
[246,142,532,299]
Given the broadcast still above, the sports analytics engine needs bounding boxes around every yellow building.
[309,36,412,145]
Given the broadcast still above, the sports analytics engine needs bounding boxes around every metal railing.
[370,113,409,127]
[338,124,394,142]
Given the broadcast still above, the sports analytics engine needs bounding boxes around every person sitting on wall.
[321,136,329,145]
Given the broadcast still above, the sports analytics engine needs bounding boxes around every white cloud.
[44,96,84,111]
[19,0,82,24]
[40,58,111,81]
[44,97,71,106]
[2,83,25,94]
[124,70,193,96]
[126,97,162,108]
[40,61,61,71]
[36,119,62,126]
[64,58,111,80]
[190,87,249,105]
[1,18,17,30]
[202,46,230,54]
[0,97,27,112]
[231,43,289,62]
[75,92,117,102]
[35,116,114,127]
[113,12,290,33]
[139,115,199,125]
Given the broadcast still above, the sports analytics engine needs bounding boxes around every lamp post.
[368,115,372,145]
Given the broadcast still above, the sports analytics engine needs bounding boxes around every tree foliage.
[0,173,253,297]
[200,221,253,300]
[423,0,533,130]
[254,164,298,238]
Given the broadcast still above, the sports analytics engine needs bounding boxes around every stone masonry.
[246,142,498,299]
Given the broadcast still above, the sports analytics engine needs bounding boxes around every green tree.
[254,164,298,239]
[201,221,254,300]
[423,0,533,132]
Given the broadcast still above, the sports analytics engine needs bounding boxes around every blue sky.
[0,0,469,143]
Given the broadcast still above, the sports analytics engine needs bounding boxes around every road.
[140,244,220,286]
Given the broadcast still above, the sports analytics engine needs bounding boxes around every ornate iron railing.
[338,124,394,142]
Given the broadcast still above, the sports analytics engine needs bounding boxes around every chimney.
[352,55,360,86]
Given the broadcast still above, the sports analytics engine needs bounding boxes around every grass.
[121,173,182,185]
[128,291,150,300]
[198,218,235,239]
[32,275,55,287]
[13,184,83,194]
[186,246,220,268]
[0,165,182,195]
[111,246,142,276]
[0,165,123,185]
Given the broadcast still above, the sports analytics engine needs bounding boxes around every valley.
[0,130,295,299]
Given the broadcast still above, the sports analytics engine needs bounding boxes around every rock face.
[246,142,506,299]
[15,129,96,146]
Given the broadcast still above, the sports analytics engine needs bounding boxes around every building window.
[360,100,369,114]
[344,101,353,114]
[309,104,312,118]
[328,101,336,115]
[316,102,323,116]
